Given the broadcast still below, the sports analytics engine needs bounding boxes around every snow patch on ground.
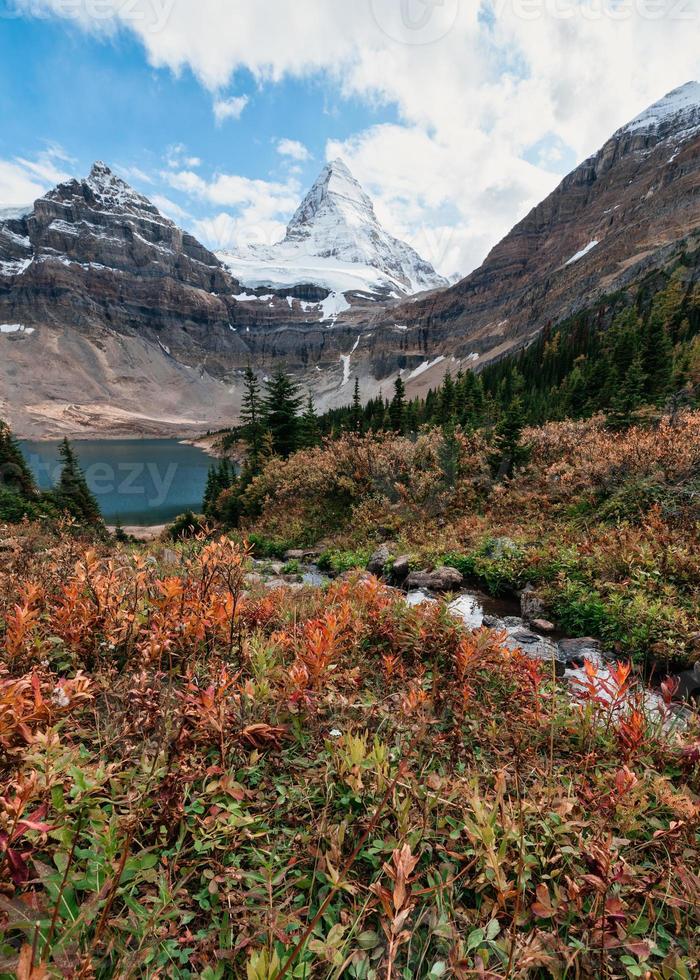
[565,240,599,266]
[0,226,31,248]
[0,257,33,277]
[233,292,272,303]
[320,291,351,322]
[339,335,361,387]
[0,323,34,335]
[408,355,445,380]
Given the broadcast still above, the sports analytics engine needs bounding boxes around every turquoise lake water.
[20,439,213,525]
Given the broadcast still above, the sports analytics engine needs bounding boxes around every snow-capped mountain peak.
[285,158,379,242]
[618,80,700,138]
[219,158,447,298]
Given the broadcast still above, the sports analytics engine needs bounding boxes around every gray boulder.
[406,567,463,592]
[558,637,604,668]
[391,555,411,582]
[367,544,393,577]
[283,547,323,562]
[531,618,556,633]
[520,585,546,622]
[265,577,304,592]
[503,627,564,675]
[482,614,505,629]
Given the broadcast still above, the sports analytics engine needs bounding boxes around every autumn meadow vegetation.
[0,529,699,978]
[1,262,700,976]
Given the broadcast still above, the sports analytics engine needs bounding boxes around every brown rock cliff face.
[1,85,700,436]
[384,91,700,365]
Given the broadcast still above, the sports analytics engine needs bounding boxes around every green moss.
[316,548,371,575]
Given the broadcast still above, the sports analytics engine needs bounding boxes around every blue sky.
[1,1,698,276]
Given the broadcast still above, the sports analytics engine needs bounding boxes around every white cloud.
[164,168,300,250]
[0,147,72,208]
[276,138,311,162]
[117,165,154,184]
[13,0,700,274]
[213,94,249,125]
[193,212,287,251]
[165,143,202,169]
[151,194,190,222]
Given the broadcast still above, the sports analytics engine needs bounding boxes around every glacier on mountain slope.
[218,159,447,299]
[618,80,700,137]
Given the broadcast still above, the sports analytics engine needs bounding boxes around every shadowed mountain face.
[1,84,699,437]
[383,82,700,368]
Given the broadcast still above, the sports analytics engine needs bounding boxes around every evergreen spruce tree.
[438,420,462,488]
[405,400,420,434]
[608,354,647,429]
[642,312,673,402]
[299,395,321,448]
[240,367,266,475]
[263,370,303,458]
[439,372,456,425]
[389,375,407,433]
[0,421,35,496]
[490,394,529,479]
[203,460,234,517]
[349,378,363,433]
[55,439,102,524]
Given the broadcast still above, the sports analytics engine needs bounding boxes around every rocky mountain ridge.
[1,83,699,436]
[218,158,447,299]
[382,81,700,370]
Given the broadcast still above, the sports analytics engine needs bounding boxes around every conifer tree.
[240,367,266,474]
[0,421,35,497]
[491,394,529,479]
[349,378,363,433]
[263,370,302,458]
[203,460,234,517]
[642,312,673,402]
[439,372,456,425]
[55,439,102,524]
[389,375,407,433]
[299,395,321,448]
[609,354,647,428]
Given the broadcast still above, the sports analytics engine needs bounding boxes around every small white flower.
[329,729,342,738]
[52,686,70,708]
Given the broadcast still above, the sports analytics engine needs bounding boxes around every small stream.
[250,560,695,723]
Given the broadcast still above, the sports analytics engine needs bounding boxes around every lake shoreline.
[21,438,214,526]
[108,524,168,541]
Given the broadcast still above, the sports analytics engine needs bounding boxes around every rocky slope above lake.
[1,83,699,436]
[382,81,700,370]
